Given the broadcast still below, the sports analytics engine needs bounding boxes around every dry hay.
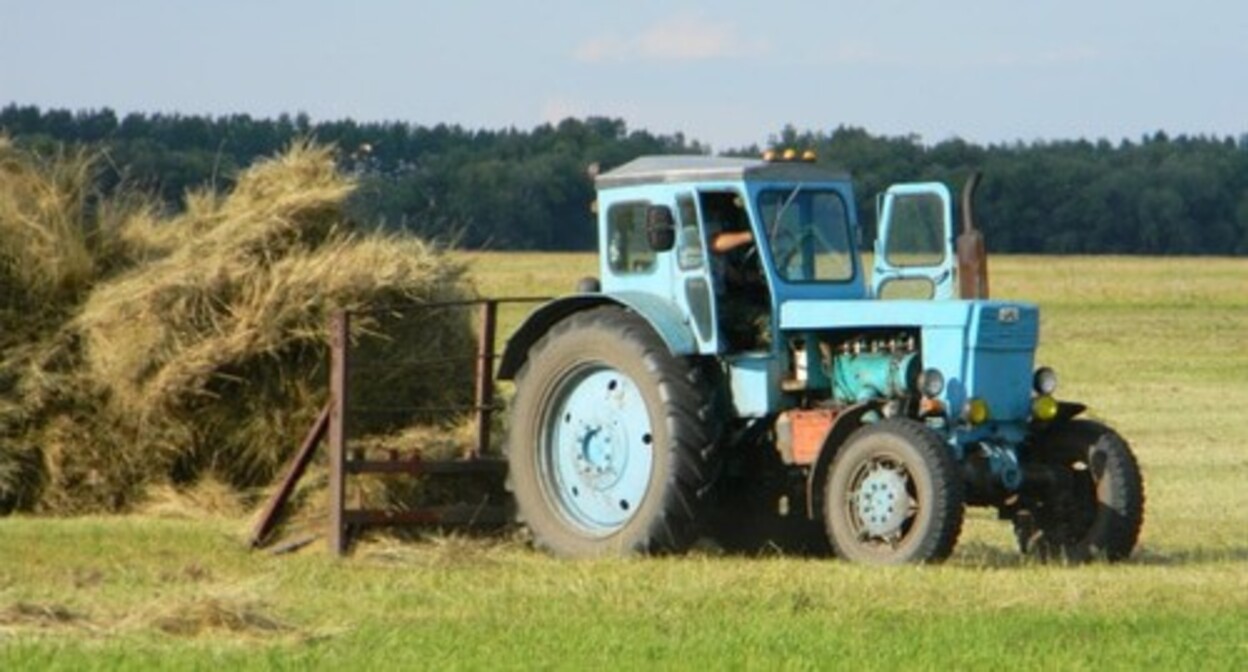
[0,137,95,306]
[149,596,291,638]
[0,136,117,511]
[0,138,480,514]
[0,601,91,630]
[138,477,253,521]
[0,597,308,642]
[357,533,510,568]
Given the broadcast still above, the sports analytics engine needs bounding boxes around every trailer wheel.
[823,418,964,564]
[506,306,719,557]
[1013,420,1144,562]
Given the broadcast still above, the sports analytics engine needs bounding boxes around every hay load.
[0,138,97,306]
[0,138,476,513]
[0,137,111,511]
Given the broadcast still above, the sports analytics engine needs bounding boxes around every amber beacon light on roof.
[762,148,818,163]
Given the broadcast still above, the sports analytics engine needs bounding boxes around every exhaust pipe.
[957,171,989,299]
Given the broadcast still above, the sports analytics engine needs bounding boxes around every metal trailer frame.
[249,297,546,556]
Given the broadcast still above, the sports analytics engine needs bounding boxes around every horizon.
[6,101,1244,153]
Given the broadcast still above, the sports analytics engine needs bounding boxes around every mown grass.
[3,254,1247,669]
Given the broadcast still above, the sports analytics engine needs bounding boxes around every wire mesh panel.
[325,298,545,554]
[344,301,482,452]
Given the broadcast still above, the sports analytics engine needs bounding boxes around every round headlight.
[918,368,945,398]
[1033,367,1058,395]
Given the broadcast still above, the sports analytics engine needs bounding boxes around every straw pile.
[0,138,476,513]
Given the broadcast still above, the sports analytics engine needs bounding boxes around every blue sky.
[2,1,1245,150]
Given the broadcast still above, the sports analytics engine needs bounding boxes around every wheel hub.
[853,463,911,538]
[573,419,632,489]
[542,367,654,535]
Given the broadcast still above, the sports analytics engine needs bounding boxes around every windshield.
[757,188,855,282]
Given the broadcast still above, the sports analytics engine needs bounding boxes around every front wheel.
[1013,420,1144,562]
[823,418,964,564]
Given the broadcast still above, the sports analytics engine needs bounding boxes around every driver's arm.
[711,230,753,254]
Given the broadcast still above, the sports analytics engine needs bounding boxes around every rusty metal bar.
[328,310,351,557]
[248,403,331,549]
[342,505,510,527]
[345,403,503,415]
[347,295,550,317]
[345,456,507,476]
[318,298,555,555]
[471,300,499,460]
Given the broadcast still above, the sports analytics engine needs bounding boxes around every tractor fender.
[804,402,881,519]
[497,292,698,381]
[1029,401,1088,434]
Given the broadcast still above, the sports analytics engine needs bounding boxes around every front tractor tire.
[505,307,719,558]
[823,418,965,565]
[1013,420,1144,563]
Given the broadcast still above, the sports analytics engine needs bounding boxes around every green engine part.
[830,351,919,404]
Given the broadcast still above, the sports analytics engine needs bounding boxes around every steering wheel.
[742,239,759,263]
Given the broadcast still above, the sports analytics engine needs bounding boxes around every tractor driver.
[701,193,769,349]
[702,193,754,284]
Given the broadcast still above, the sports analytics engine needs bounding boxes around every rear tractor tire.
[505,307,719,558]
[1013,420,1144,563]
[823,418,965,565]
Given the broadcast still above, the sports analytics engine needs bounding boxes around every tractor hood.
[778,299,984,331]
[778,299,1038,347]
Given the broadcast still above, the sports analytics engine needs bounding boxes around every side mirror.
[645,205,675,251]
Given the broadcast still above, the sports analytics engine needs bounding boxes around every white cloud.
[574,13,767,63]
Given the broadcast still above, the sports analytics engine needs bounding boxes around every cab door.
[671,192,721,353]
[872,183,956,300]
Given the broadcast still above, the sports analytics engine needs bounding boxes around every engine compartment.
[772,329,924,465]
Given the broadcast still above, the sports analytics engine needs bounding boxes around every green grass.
[3,254,1248,669]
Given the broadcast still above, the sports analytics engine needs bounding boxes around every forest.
[3,104,1247,254]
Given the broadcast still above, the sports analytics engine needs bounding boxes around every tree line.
[3,104,1247,254]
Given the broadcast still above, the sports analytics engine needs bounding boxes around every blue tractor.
[498,154,1144,564]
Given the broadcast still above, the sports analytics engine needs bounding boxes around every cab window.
[883,193,946,267]
[606,202,656,274]
[676,194,704,270]
[757,189,854,282]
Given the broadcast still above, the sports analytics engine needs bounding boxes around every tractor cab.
[591,156,972,349]
[592,155,870,355]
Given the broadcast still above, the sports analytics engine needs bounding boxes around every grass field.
[3,254,1247,670]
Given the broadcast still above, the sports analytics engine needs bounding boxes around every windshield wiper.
[769,183,803,238]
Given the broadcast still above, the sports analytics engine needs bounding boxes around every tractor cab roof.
[595,155,850,190]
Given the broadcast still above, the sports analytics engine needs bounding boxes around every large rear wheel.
[823,418,964,564]
[506,307,719,557]
[1013,420,1144,562]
